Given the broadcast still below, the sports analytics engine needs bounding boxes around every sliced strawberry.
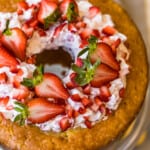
[102,26,116,36]
[27,98,65,123]
[88,6,100,18]
[81,97,92,107]
[59,0,78,22]
[94,97,103,106]
[99,85,111,102]
[66,104,73,118]
[111,38,121,54]
[38,0,60,28]
[59,117,71,131]
[22,23,34,38]
[91,64,119,87]
[84,118,92,129]
[90,42,120,71]
[0,97,9,107]
[78,107,86,114]
[0,46,18,72]
[1,27,27,61]
[0,72,7,84]
[68,23,77,33]
[35,73,70,100]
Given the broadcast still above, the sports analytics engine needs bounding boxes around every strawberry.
[111,38,121,54]
[99,85,111,102]
[37,0,60,29]
[75,21,86,29]
[53,23,66,37]
[35,73,70,100]
[90,42,120,71]
[83,84,91,95]
[1,27,27,61]
[59,117,71,131]
[91,64,119,87]
[102,26,116,36]
[88,6,100,18]
[59,0,78,22]
[0,72,7,84]
[71,94,81,102]
[84,118,92,128]
[22,23,34,38]
[0,46,18,72]
[81,97,92,107]
[119,87,125,98]
[68,23,77,33]
[0,97,9,107]
[27,98,65,123]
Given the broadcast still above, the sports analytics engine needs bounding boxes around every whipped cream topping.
[0,0,130,132]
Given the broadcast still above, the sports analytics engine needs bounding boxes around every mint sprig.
[78,35,98,57]
[67,2,78,22]
[14,101,29,125]
[72,59,100,86]
[44,9,61,29]
[21,65,44,88]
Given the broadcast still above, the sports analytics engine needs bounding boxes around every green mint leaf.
[67,2,78,22]
[78,47,89,57]
[44,9,60,29]
[21,65,44,88]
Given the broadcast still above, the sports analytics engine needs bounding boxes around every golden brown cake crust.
[0,0,148,149]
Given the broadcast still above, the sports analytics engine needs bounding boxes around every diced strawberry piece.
[0,47,18,72]
[94,97,103,106]
[27,98,65,123]
[1,28,27,61]
[53,23,66,37]
[99,85,111,102]
[79,39,88,48]
[0,97,9,107]
[35,73,70,100]
[37,28,47,36]
[82,84,91,95]
[111,38,121,54]
[102,26,116,36]
[75,57,83,67]
[22,24,34,38]
[66,81,76,89]
[71,94,81,102]
[0,72,7,84]
[59,0,78,21]
[81,97,92,107]
[66,104,73,118]
[37,0,59,27]
[73,110,79,118]
[90,42,120,71]
[84,118,92,129]
[75,21,86,29]
[68,23,77,33]
[91,64,119,87]
[78,107,86,114]
[90,103,99,112]
[119,87,125,98]
[88,6,100,18]
[59,117,71,131]
[13,85,30,101]
[17,1,29,15]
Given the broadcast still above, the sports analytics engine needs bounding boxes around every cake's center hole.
[36,47,73,78]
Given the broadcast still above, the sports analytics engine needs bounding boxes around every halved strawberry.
[90,42,120,71]
[88,6,100,18]
[37,0,60,29]
[59,117,71,131]
[59,0,78,22]
[91,64,119,87]
[1,27,27,61]
[0,72,7,84]
[0,46,18,72]
[27,98,65,123]
[35,73,70,100]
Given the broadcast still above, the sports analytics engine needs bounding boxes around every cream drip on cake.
[0,0,130,132]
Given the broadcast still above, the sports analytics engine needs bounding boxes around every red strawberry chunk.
[0,47,18,72]
[66,104,73,118]
[84,118,92,129]
[119,87,125,98]
[35,73,70,100]
[90,42,120,71]
[94,97,103,106]
[71,94,81,102]
[75,21,86,29]
[111,38,121,54]
[27,98,65,123]
[53,23,66,37]
[0,97,9,107]
[17,1,29,15]
[99,85,111,102]
[68,23,77,33]
[1,27,27,61]
[102,26,116,36]
[22,24,34,38]
[0,72,7,84]
[79,39,88,48]
[91,64,119,87]
[81,97,92,107]
[59,117,71,131]
[83,84,91,95]
[88,6,100,18]
[78,107,86,114]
